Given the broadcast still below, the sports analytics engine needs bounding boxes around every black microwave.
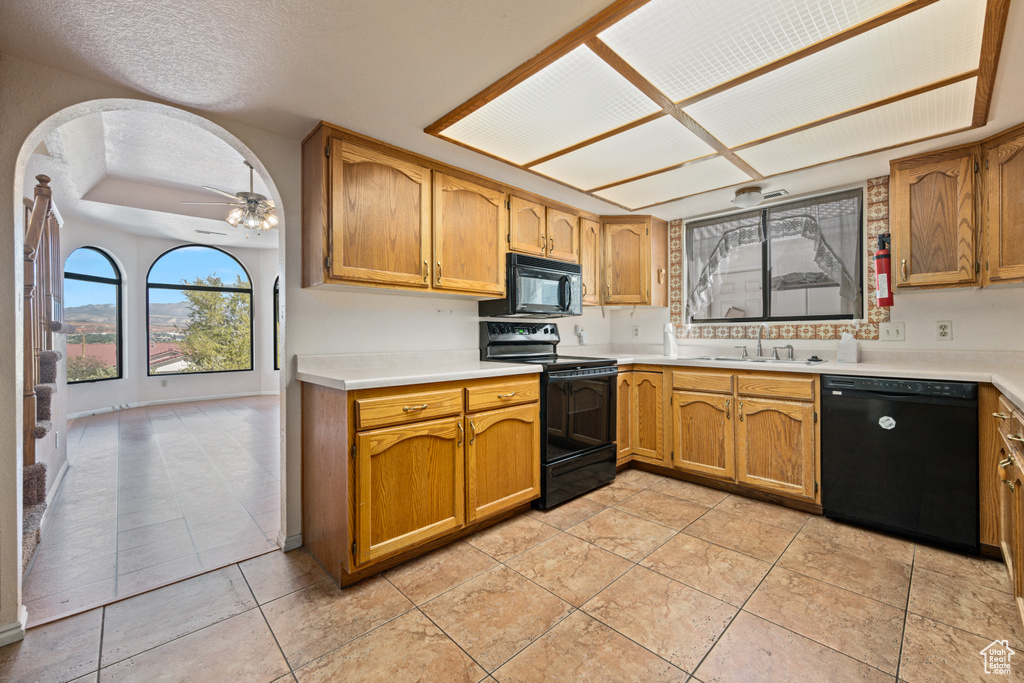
[479,253,583,318]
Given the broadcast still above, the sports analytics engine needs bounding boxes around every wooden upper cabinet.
[890,147,979,289]
[328,140,431,287]
[616,371,634,463]
[465,404,540,523]
[508,196,546,257]
[672,390,734,479]
[735,398,815,500]
[580,218,601,305]
[604,221,649,304]
[433,172,506,296]
[546,208,579,263]
[354,417,465,565]
[984,125,1024,284]
[633,372,663,463]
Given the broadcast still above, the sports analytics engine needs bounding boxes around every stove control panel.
[481,321,560,344]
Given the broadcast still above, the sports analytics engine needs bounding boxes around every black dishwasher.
[821,375,978,554]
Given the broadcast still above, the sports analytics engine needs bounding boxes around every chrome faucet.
[756,323,769,357]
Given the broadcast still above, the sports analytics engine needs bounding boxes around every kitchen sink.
[686,356,825,365]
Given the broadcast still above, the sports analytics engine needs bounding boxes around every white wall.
[54,217,280,416]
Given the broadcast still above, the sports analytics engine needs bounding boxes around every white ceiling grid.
[595,155,751,207]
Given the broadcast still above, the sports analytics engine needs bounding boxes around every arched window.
[64,247,122,382]
[273,276,280,371]
[147,245,253,375]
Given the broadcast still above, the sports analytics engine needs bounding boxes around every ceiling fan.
[181,160,278,233]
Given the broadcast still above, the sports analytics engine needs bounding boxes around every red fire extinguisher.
[875,234,893,308]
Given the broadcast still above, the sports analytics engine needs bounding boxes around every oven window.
[546,376,613,461]
[518,275,561,308]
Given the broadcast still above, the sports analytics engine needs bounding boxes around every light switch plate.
[879,322,905,341]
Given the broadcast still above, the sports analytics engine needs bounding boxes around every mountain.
[64,303,116,324]
[65,301,194,328]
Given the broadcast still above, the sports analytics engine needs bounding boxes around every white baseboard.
[45,460,69,507]
[0,606,28,647]
[68,390,281,419]
[278,531,302,552]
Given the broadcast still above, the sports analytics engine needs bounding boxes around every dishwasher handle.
[824,387,978,408]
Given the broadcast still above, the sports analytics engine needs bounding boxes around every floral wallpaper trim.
[669,177,891,341]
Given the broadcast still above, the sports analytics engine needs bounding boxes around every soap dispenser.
[664,323,678,358]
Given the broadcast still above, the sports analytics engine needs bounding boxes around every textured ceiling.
[2,0,1023,222]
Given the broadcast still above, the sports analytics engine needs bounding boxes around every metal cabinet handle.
[497,392,516,399]
[738,401,744,421]
[457,421,464,445]
[582,283,588,296]
[725,399,731,420]
[606,284,611,297]
[403,404,428,412]
[422,260,428,282]
[1003,479,1016,490]
[1009,434,1024,444]
[994,412,1012,419]
[549,237,555,252]
[436,261,442,279]
[999,457,1013,468]
[901,258,908,282]
[469,420,476,445]
[658,268,666,284]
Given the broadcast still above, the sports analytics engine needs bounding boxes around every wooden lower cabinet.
[465,404,540,523]
[735,398,816,500]
[616,371,634,464]
[633,372,664,463]
[355,417,465,565]
[672,391,734,479]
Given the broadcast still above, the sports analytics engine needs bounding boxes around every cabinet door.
[509,196,546,257]
[329,139,430,286]
[672,391,734,479]
[617,372,634,463]
[633,371,663,463]
[985,131,1024,283]
[735,398,816,500]
[891,151,977,288]
[604,222,650,304]
[433,172,506,295]
[546,208,579,263]
[465,404,540,522]
[355,417,465,565]
[580,218,601,305]
[1011,460,1024,601]
[998,450,1017,584]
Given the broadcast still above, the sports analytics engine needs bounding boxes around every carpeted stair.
[22,463,47,572]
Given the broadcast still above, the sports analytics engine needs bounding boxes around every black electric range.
[480,322,617,508]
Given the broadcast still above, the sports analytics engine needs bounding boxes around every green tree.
[177,275,251,372]
[68,354,116,382]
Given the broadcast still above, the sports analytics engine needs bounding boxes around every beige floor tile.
[492,611,687,682]
[641,533,771,606]
[714,494,810,532]
[525,497,605,530]
[684,507,796,563]
[695,612,894,683]
[745,566,905,674]
[614,468,665,489]
[899,612,1002,682]
[114,555,203,598]
[464,515,559,562]
[614,489,709,530]
[383,540,496,605]
[506,534,632,607]
[908,567,1024,648]
[115,518,190,551]
[101,565,256,666]
[584,565,736,672]
[23,554,116,602]
[198,536,278,570]
[25,579,116,627]
[777,534,912,608]
[582,478,647,506]
[240,549,329,605]
[68,673,99,683]
[913,544,1012,595]
[263,576,412,669]
[0,608,101,683]
[421,565,573,672]
[567,508,675,562]
[115,534,195,575]
[99,609,289,682]
[800,515,915,565]
[293,609,485,682]
[650,478,730,507]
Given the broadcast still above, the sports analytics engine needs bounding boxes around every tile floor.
[4,469,1020,681]
[23,396,281,625]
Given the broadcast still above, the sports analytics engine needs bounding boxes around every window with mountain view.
[64,247,122,382]
[147,245,253,376]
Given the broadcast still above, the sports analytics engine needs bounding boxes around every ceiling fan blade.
[201,185,242,200]
[179,201,243,205]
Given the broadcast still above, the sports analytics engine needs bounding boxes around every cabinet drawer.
[355,389,463,430]
[737,374,815,401]
[466,378,539,413]
[995,396,1023,438]
[672,370,733,394]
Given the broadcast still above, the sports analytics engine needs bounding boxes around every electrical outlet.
[879,322,905,341]
[632,325,641,339]
[161,379,168,388]
[936,320,953,341]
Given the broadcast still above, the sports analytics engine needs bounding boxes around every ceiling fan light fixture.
[732,186,764,209]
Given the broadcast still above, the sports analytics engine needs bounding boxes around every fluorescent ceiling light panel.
[532,116,716,190]
[594,156,751,209]
[686,0,985,147]
[598,0,908,103]
[736,77,977,176]
[440,45,661,165]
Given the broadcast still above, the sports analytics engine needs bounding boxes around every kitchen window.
[685,188,863,323]
[63,247,122,383]
[146,245,253,376]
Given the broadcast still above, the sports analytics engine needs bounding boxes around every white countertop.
[296,352,540,391]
